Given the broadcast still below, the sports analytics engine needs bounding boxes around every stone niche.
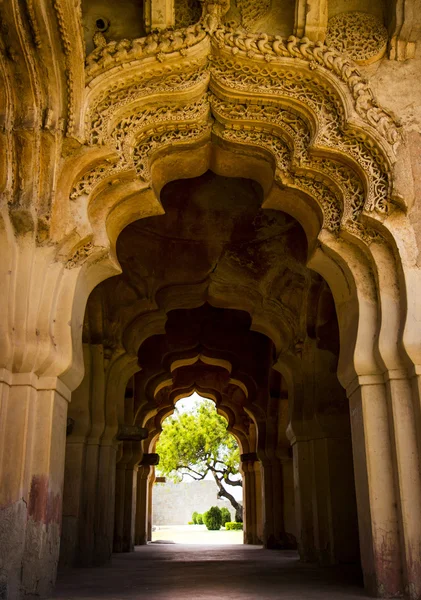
[82,0,146,55]
[224,0,295,37]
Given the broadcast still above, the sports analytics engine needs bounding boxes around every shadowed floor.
[53,544,370,599]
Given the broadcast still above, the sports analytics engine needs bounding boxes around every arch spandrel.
[2,0,417,397]
[58,23,406,290]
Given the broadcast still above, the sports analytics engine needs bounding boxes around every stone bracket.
[241,452,258,463]
[117,425,149,441]
[141,453,160,466]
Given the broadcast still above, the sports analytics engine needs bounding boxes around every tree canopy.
[156,398,243,520]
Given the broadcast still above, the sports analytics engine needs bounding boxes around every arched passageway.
[1,5,421,598]
[151,393,244,537]
[60,170,359,582]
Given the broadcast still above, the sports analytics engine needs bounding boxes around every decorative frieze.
[326,12,388,65]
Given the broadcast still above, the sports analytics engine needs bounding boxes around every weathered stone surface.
[1,0,421,598]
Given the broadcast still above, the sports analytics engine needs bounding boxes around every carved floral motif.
[72,97,211,200]
[326,12,388,65]
[210,58,391,216]
[84,20,400,147]
[211,27,400,146]
[175,0,203,28]
[236,0,271,30]
[76,14,401,247]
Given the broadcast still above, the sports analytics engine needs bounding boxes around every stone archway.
[0,3,420,599]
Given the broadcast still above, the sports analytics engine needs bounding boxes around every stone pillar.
[71,343,108,567]
[254,461,264,544]
[94,358,140,564]
[241,453,258,545]
[60,345,92,568]
[135,454,159,546]
[122,463,137,553]
[259,454,295,549]
[113,442,133,552]
[385,373,421,598]
[93,441,118,564]
[348,379,403,597]
[292,438,317,562]
[120,441,143,553]
[147,468,155,542]
[0,372,69,599]
[282,456,296,541]
[292,433,359,566]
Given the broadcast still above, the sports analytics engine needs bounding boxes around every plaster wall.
[152,481,237,525]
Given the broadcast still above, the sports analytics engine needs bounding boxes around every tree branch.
[177,465,208,480]
[224,474,242,487]
[208,465,243,521]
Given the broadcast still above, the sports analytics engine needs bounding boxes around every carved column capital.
[241,452,258,464]
[141,453,160,466]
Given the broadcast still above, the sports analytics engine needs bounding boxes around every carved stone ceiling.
[92,171,331,356]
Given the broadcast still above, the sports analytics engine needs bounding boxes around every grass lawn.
[150,524,244,545]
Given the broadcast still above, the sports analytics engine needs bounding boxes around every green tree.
[156,399,243,521]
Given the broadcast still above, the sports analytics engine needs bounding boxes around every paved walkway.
[152,524,243,544]
[53,544,370,599]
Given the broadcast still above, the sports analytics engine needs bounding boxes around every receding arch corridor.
[53,545,369,600]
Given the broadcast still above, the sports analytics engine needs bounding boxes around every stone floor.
[53,544,371,599]
[152,524,244,544]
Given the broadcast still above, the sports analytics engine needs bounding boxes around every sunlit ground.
[150,524,244,545]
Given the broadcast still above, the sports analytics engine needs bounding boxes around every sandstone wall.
[152,481,237,525]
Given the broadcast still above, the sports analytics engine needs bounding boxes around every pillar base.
[265,532,297,550]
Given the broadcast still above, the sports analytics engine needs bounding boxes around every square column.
[348,378,404,597]
[135,454,159,546]
[0,371,70,599]
[241,453,259,545]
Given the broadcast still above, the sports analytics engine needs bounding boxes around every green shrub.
[192,511,199,524]
[203,506,222,530]
[225,521,243,530]
[220,507,231,526]
[196,513,203,525]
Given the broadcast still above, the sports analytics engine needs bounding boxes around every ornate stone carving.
[133,123,211,180]
[111,97,210,154]
[77,18,399,247]
[24,0,42,48]
[210,59,391,215]
[211,28,400,145]
[326,12,388,65]
[70,162,125,201]
[72,96,212,199]
[236,0,271,30]
[53,0,76,135]
[213,122,342,232]
[65,241,96,268]
[85,24,208,83]
[175,0,203,28]
[84,20,400,148]
[86,61,208,146]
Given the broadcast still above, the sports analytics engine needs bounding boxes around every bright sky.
[174,391,205,414]
[169,393,243,502]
